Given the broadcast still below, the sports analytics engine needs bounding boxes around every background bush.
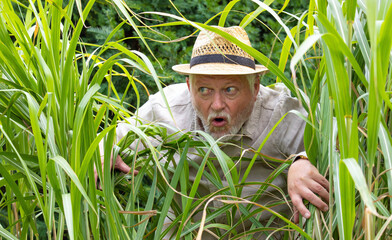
[82,0,308,108]
[3,0,391,239]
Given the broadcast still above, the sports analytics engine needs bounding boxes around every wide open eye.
[199,87,211,96]
[225,86,238,96]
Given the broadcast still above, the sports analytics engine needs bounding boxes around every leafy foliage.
[2,0,392,239]
[82,0,308,108]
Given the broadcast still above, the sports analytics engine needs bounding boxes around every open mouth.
[211,117,227,127]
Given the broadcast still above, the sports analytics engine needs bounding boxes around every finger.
[293,207,299,224]
[94,168,103,190]
[114,155,131,174]
[94,171,98,185]
[94,167,100,188]
[291,194,310,219]
[314,172,330,192]
[309,182,329,204]
[302,188,329,212]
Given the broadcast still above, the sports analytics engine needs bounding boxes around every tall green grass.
[290,0,392,239]
[0,0,159,239]
[0,0,392,239]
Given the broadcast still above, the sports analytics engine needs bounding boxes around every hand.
[288,159,329,223]
[94,154,138,188]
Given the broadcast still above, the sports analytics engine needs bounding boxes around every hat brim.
[172,63,269,75]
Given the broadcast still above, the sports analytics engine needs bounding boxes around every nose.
[211,92,225,111]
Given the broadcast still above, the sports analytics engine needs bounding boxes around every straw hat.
[172,26,268,75]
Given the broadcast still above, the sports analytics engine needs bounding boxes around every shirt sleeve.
[99,97,156,156]
[113,83,191,152]
[273,93,308,159]
[116,99,155,144]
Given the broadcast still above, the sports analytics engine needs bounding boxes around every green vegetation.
[0,0,392,239]
[82,0,309,108]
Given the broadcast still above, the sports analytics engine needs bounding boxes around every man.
[102,26,329,238]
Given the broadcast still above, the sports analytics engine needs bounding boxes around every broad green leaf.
[328,0,348,43]
[353,14,371,67]
[154,139,190,239]
[218,0,241,27]
[342,158,377,213]
[50,156,97,215]
[277,26,297,83]
[0,225,18,240]
[240,0,274,28]
[378,122,392,210]
[62,193,74,240]
[78,125,116,181]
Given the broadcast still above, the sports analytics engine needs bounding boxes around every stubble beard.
[194,104,254,141]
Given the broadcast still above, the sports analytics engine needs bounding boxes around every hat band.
[190,54,255,69]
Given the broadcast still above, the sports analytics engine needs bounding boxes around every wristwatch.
[293,154,308,162]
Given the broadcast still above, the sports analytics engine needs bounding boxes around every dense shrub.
[82,0,308,108]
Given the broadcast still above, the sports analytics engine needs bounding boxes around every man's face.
[187,74,259,139]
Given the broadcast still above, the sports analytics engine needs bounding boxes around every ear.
[186,77,190,91]
[253,75,260,100]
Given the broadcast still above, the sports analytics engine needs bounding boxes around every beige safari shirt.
[115,82,307,231]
